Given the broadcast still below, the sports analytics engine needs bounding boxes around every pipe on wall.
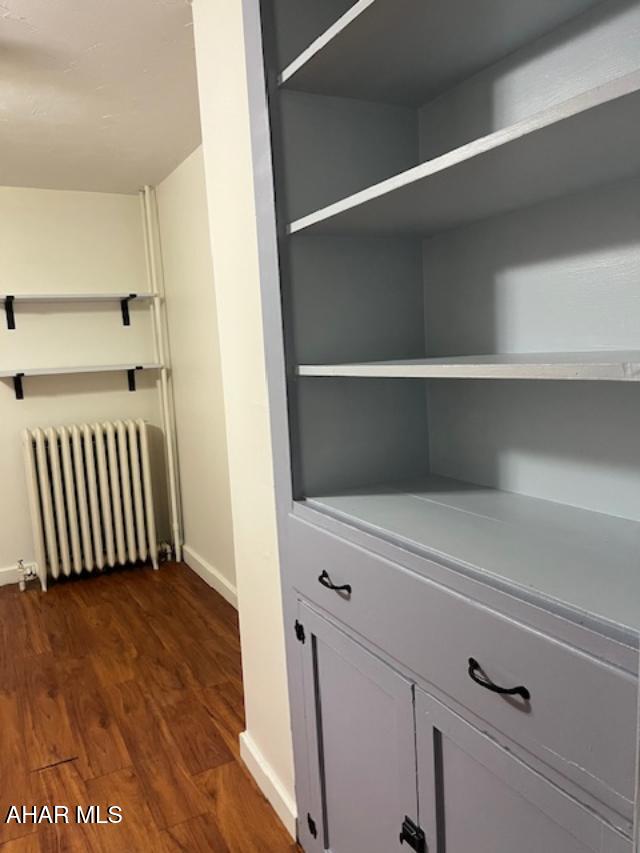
[141,186,183,562]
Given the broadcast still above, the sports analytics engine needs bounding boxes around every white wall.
[156,147,236,605]
[192,0,296,835]
[0,186,166,580]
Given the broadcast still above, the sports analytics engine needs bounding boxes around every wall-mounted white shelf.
[280,0,601,106]
[1,292,158,330]
[0,363,163,400]
[302,475,640,635]
[298,351,640,382]
[289,71,640,237]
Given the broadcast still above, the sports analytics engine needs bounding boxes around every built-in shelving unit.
[257,0,640,847]
[302,475,640,635]
[0,363,163,400]
[290,71,640,236]
[298,351,640,381]
[280,0,603,105]
[266,0,640,640]
[1,292,157,329]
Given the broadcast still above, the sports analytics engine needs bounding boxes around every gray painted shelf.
[298,351,640,381]
[280,0,602,105]
[290,71,640,236]
[304,476,640,634]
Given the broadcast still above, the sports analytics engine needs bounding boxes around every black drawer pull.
[318,570,352,596]
[468,658,530,701]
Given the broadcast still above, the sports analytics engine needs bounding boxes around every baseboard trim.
[182,544,238,609]
[240,730,297,838]
[0,565,22,587]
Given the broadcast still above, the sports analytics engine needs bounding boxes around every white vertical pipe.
[140,186,183,561]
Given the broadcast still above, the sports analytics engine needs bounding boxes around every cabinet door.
[415,689,631,853]
[297,602,419,853]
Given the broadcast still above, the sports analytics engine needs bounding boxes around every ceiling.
[0,0,201,193]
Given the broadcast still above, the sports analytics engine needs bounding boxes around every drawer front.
[287,514,637,826]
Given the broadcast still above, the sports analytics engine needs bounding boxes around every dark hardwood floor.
[0,562,300,852]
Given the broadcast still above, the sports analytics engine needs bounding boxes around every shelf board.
[0,363,162,379]
[298,351,640,382]
[280,0,601,106]
[1,292,157,329]
[289,71,640,237]
[303,476,640,635]
[0,293,157,302]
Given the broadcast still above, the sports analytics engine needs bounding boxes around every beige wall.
[0,186,166,579]
[192,0,296,835]
[156,147,236,604]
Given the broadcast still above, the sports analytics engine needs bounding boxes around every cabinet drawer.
[288,514,637,828]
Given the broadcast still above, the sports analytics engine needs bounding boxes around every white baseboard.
[0,565,22,587]
[182,544,238,609]
[240,730,297,838]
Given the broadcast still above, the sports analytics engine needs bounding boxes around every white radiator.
[23,419,158,590]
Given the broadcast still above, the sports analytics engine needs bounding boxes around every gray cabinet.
[416,689,632,853]
[241,0,640,849]
[296,603,418,853]
[295,603,632,853]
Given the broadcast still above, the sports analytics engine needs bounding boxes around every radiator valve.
[158,542,173,563]
[17,560,38,592]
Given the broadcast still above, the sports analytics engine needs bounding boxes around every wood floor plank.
[17,592,51,657]
[161,812,230,852]
[40,594,94,660]
[0,765,38,847]
[103,680,177,766]
[179,639,235,691]
[82,604,138,685]
[0,830,52,852]
[156,692,234,775]
[0,685,33,844]
[197,683,246,761]
[55,658,131,781]
[134,753,212,832]
[165,566,240,639]
[85,767,168,853]
[21,654,78,773]
[196,762,295,853]
[35,762,103,853]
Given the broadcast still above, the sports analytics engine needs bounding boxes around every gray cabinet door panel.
[297,602,418,853]
[415,688,632,853]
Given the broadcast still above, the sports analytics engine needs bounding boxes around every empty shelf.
[290,71,640,237]
[281,0,601,106]
[1,292,157,329]
[0,363,162,378]
[303,476,640,635]
[298,352,640,381]
[0,364,163,399]
[0,292,156,302]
